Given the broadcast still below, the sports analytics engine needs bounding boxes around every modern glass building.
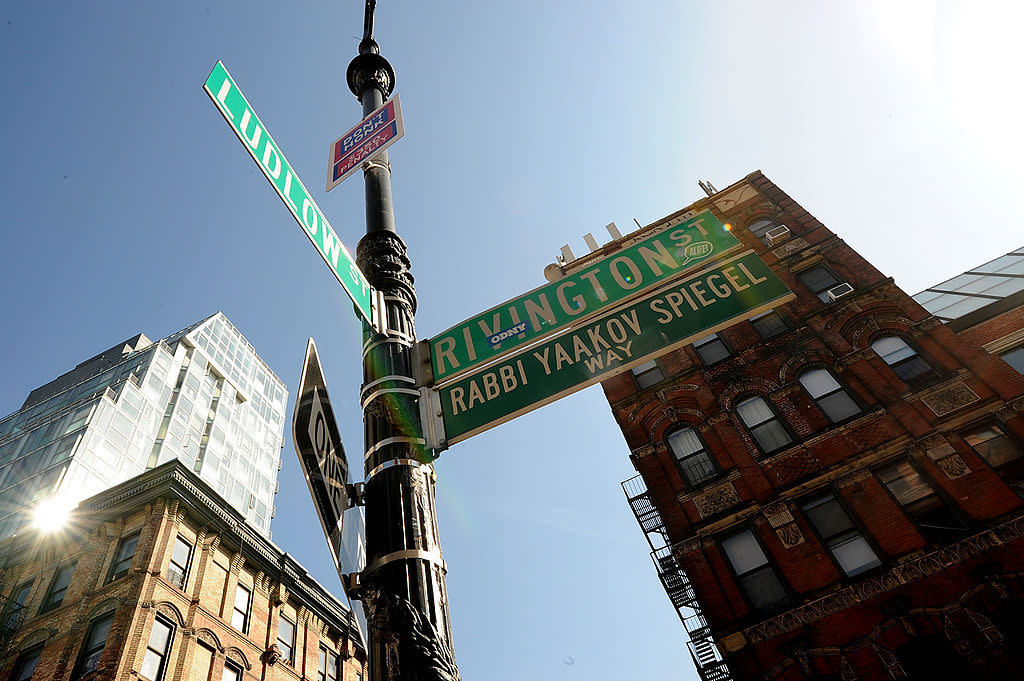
[0,312,287,539]
[912,245,1024,323]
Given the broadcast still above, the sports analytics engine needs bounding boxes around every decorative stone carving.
[262,644,282,666]
[719,631,747,652]
[762,502,794,528]
[921,381,980,417]
[835,469,872,488]
[775,523,805,549]
[712,183,760,212]
[692,482,741,519]
[925,442,956,460]
[936,454,970,479]
[772,237,810,259]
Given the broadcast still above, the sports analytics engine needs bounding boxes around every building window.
[4,581,32,629]
[693,333,731,365]
[231,584,251,633]
[747,219,778,246]
[222,662,242,681]
[108,532,141,582]
[798,369,861,424]
[1002,346,1024,373]
[667,428,718,487]
[719,529,789,613]
[73,611,115,680]
[870,336,938,391]
[802,494,881,577]
[40,562,75,613]
[877,460,967,544]
[277,615,296,665]
[166,535,193,591]
[750,309,789,339]
[140,615,175,681]
[318,645,340,681]
[736,397,793,455]
[797,266,847,302]
[965,423,1024,494]
[631,359,664,389]
[12,645,42,681]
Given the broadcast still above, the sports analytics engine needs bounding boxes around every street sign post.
[427,210,741,384]
[422,251,794,448]
[203,61,375,327]
[326,95,405,192]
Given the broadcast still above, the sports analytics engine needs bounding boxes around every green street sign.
[430,251,793,447]
[428,210,740,384]
[203,61,374,327]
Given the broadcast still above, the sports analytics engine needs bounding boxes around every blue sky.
[2,2,1023,680]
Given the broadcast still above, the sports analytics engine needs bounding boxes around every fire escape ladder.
[622,474,733,681]
[0,594,25,672]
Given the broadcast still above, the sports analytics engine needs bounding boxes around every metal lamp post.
[347,2,460,680]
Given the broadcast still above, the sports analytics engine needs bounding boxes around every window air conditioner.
[765,225,791,246]
[827,283,855,301]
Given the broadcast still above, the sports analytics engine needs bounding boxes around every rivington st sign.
[428,210,741,384]
[422,250,794,447]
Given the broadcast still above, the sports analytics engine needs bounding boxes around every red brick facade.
[0,462,366,681]
[599,172,1024,680]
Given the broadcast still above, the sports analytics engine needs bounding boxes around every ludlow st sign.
[428,210,740,384]
[203,61,374,327]
[423,250,794,447]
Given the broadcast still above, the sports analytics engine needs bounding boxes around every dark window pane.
[1002,346,1024,373]
[737,397,792,454]
[738,566,790,612]
[631,360,664,388]
[42,563,75,612]
[966,424,1024,468]
[817,391,861,422]
[750,421,792,453]
[721,530,768,574]
[878,461,967,543]
[797,267,842,301]
[167,536,192,590]
[751,310,789,338]
[109,533,140,581]
[680,452,717,486]
[748,219,776,246]
[804,497,854,539]
[830,534,881,576]
[878,461,934,506]
[694,334,730,364]
[13,647,41,681]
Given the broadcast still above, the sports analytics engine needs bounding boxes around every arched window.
[870,336,937,390]
[736,397,793,454]
[667,428,717,487]
[798,369,861,424]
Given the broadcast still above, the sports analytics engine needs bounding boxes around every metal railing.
[622,474,733,681]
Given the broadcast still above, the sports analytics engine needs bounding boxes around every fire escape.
[0,592,26,672]
[622,474,732,681]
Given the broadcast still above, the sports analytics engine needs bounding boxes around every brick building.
[0,460,366,681]
[583,172,1024,680]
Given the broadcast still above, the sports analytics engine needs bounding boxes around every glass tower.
[913,246,1024,322]
[0,312,287,538]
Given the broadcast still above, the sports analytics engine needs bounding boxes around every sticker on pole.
[326,95,405,192]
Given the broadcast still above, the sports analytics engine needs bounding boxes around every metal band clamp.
[363,549,446,576]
